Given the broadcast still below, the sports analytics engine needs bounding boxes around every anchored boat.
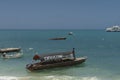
[0,48,23,59]
[26,48,87,71]
[49,37,67,40]
[0,48,21,53]
[49,32,73,40]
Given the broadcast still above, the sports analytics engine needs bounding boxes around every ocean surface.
[0,29,120,80]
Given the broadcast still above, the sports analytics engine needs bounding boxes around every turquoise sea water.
[0,29,120,80]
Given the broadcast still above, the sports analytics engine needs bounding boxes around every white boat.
[106,25,120,32]
[1,53,23,59]
[0,48,21,53]
[0,48,23,59]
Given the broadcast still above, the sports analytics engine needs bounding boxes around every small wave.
[20,76,100,80]
[102,38,105,41]
[0,76,18,80]
[0,76,100,80]
[0,76,32,80]
[81,76,99,80]
[28,48,33,50]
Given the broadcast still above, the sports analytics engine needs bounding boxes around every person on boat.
[33,53,41,61]
[2,53,6,57]
[72,48,76,60]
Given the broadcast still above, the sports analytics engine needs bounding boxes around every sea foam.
[0,76,18,80]
[20,75,100,80]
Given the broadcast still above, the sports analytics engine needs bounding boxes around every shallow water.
[0,29,120,80]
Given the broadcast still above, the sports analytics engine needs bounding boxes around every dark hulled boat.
[49,32,74,40]
[26,48,87,71]
[49,37,67,40]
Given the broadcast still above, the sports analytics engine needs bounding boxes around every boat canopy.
[40,51,73,57]
[32,48,76,64]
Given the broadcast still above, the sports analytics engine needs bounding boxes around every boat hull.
[49,37,67,40]
[0,48,21,53]
[1,53,23,59]
[106,25,120,32]
[26,57,86,71]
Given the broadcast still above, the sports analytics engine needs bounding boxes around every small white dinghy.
[0,48,23,59]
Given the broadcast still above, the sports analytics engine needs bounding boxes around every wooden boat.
[49,32,74,40]
[0,48,23,59]
[0,48,21,53]
[49,37,67,40]
[26,48,87,71]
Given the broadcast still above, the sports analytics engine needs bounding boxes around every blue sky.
[0,0,120,29]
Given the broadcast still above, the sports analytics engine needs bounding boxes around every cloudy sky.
[0,0,120,29]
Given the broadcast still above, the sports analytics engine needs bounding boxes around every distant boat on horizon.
[106,25,120,32]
